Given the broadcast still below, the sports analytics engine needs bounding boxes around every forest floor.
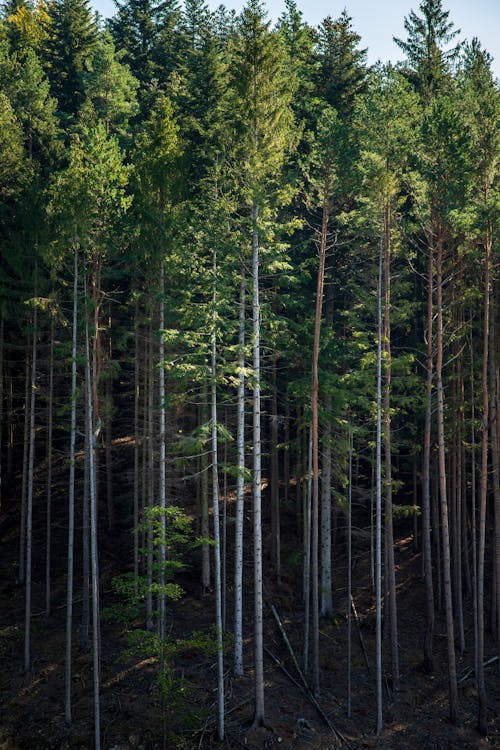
[1,481,500,750]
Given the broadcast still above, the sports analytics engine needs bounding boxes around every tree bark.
[234,275,245,676]
[211,249,224,740]
[24,279,37,673]
[252,201,265,727]
[311,182,329,697]
[435,222,458,724]
[65,245,79,723]
[383,200,399,692]
[45,316,54,616]
[375,232,383,735]
[85,274,101,750]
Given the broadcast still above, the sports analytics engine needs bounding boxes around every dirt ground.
[1,494,499,750]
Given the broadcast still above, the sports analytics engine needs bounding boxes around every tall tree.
[42,0,98,123]
[230,0,294,724]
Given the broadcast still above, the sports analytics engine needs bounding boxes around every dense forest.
[0,0,499,747]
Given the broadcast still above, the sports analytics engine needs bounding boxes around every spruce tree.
[42,0,98,123]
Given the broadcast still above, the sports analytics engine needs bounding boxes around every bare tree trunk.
[201,380,210,593]
[24,273,38,673]
[18,341,30,585]
[45,316,54,616]
[211,250,224,740]
[270,357,280,583]
[436,223,458,725]
[234,275,245,677]
[65,245,79,724]
[311,185,328,697]
[303,430,312,674]
[158,265,166,641]
[488,295,500,671]
[375,232,383,735]
[470,330,478,680]
[133,302,140,591]
[80,391,90,654]
[383,200,399,693]
[252,201,265,727]
[146,328,154,631]
[105,314,114,532]
[347,425,353,719]
[320,393,333,616]
[85,275,101,750]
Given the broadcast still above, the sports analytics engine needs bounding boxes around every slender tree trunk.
[85,275,101,750]
[24,272,38,673]
[423,230,435,672]
[146,328,154,631]
[252,201,265,727]
[303,430,312,674]
[470,331,478,680]
[270,357,280,583]
[133,302,140,591]
[211,250,224,740]
[45,317,54,616]
[105,314,114,532]
[435,223,458,725]
[347,426,353,719]
[375,233,383,735]
[234,276,245,676]
[311,184,328,697]
[18,341,30,585]
[158,265,166,641]
[488,294,500,671]
[383,200,399,692]
[80,394,90,654]
[201,380,210,593]
[320,393,333,616]
[478,227,492,735]
[65,246,79,724]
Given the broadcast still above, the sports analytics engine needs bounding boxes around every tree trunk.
[201,380,210,593]
[435,222,458,725]
[85,275,101,750]
[133,302,140,591]
[65,245,79,724]
[45,316,54,616]
[375,232,383,735]
[347,425,353,719]
[488,294,500,672]
[158,265,166,641]
[252,201,265,727]
[270,357,280,583]
[24,280,38,673]
[211,249,224,741]
[383,200,399,692]
[18,341,30,585]
[320,393,333,616]
[234,275,245,676]
[311,183,328,697]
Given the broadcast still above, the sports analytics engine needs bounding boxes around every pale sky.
[92,0,500,79]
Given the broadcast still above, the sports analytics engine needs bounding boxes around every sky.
[92,0,500,79]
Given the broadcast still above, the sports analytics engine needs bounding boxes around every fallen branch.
[269,604,349,747]
[350,595,370,675]
[457,655,498,685]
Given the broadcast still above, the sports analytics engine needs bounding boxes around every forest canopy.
[0,0,499,748]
